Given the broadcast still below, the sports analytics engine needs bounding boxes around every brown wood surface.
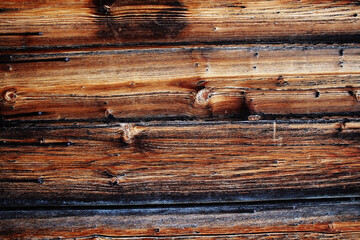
[0,0,360,49]
[1,0,360,239]
[1,45,360,121]
[1,119,359,206]
[1,200,359,239]
[57,233,360,240]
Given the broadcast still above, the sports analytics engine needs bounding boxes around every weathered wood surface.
[1,0,360,239]
[1,119,359,206]
[0,0,360,49]
[1,45,360,121]
[35,234,360,240]
[1,199,359,239]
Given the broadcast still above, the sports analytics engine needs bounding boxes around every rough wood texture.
[0,0,360,49]
[1,119,359,206]
[54,233,360,240]
[1,45,360,121]
[1,0,360,239]
[1,200,359,239]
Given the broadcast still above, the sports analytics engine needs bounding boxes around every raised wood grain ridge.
[0,0,359,49]
[1,45,360,121]
[1,199,359,239]
[1,119,359,206]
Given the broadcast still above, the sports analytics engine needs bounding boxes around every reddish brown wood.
[1,1,360,239]
[0,120,359,206]
[0,0,359,49]
[1,45,360,120]
[0,200,359,239]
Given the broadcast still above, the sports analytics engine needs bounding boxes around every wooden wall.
[1,0,360,239]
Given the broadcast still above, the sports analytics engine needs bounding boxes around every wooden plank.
[1,45,360,121]
[65,233,360,240]
[1,119,359,206]
[42,233,360,240]
[0,200,359,239]
[56,233,360,240]
[0,0,360,49]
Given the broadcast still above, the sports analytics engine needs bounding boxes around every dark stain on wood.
[0,178,44,184]
[0,32,42,36]
[93,0,188,40]
[0,8,18,13]
[0,199,358,238]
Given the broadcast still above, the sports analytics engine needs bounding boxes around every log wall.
[1,0,359,239]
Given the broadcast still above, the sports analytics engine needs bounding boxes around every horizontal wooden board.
[1,45,360,121]
[0,0,360,49]
[0,199,359,239]
[1,119,359,206]
[54,233,360,240]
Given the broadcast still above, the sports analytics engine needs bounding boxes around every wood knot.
[195,88,213,106]
[248,115,261,121]
[327,222,336,232]
[2,88,17,103]
[105,109,115,119]
[349,90,360,102]
[118,123,146,145]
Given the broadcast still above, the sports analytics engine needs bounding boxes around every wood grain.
[1,119,359,206]
[1,0,360,239]
[0,200,359,239]
[0,0,360,49]
[59,233,360,240]
[1,45,360,121]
